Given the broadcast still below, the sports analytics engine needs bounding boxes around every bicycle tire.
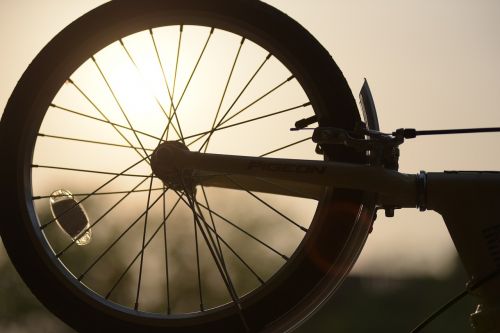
[0,0,374,332]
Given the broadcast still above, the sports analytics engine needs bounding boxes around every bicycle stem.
[152,143,500,332]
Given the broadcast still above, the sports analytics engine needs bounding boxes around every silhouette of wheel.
[0,0,374,332]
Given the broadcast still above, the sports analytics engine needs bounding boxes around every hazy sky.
[1,0,500,279]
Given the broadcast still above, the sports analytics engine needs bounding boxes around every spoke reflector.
[50,189,92,246]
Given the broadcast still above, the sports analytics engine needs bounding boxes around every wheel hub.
[151,141,196,192]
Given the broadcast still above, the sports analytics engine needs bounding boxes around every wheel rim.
[2,1,370,331]
[31,23,322,319]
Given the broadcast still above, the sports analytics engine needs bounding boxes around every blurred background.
[1,0,499,332]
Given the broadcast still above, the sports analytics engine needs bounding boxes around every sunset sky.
[1,0,500,280]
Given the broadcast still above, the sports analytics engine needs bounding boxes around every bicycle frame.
[151,144,500,332]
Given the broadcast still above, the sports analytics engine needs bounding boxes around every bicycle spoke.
[225,176,307,232]
[39,154,150,229]
[194,75,295,150]
[50,103,162,142]
[56,176,151,258]
[179,179,205,311]
[158,28,214,144]
[67,80,149,161]
[166,25,184,137]
[119,37,182,140]
[259,136,312,157]
[162,191,172,314]
[197,53,272,152]
[37,133,155,152]
[33,187,163,200]
[184,192,211,312]
[148,31,173,110]
[219,75,295,126]
[173,190,264,284]
[215,53,272,134]
[183,189,249,331]
[193,191,232,300]
[78,187,168,281]
[200,214,265,285]
[200,37,246,153]
[165,25,184,140]
[194,189,260,291]
[192,202,204,311]
[149,28,184,141]
[199,187,225,266]
[33,164,150,178]
[181,194,289,261]
[92,56,150,160]
[186,102,310,148]
[134,175,154,310]
[105,196,182,300]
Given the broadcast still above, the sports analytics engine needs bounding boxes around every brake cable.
[411,269,500,332]
[392,126,500,138]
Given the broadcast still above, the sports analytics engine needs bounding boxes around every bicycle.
[0,1,499,332]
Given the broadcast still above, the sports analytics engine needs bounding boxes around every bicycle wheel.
[0,0,374,332]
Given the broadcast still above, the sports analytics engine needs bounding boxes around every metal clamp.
[416,171,427,211]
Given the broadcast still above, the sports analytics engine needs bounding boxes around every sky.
[1,0,500,281]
